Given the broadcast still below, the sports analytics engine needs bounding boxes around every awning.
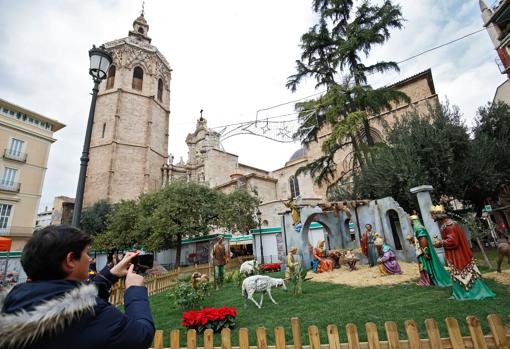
[230,235,253,246]
[0,237,12,252]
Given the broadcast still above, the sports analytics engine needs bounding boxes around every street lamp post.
[256,208,264,264]
[72,45,112,227]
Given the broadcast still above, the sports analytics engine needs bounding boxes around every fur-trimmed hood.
[0,281,97,348]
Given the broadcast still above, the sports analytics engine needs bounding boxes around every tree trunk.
[174,234,182,269]
[362,118,375,146]
[476,237,492,269]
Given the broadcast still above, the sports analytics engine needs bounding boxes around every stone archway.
[283,205,356,269]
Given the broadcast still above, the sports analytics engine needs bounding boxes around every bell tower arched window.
[132,66,144,90]
[289,175,300,199]
[106,65,116,90]
[157,79,163,101]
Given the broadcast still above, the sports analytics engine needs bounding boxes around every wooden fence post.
[170,329,180,349]
[326,324,341,349]
[239,328,250,349]
[308,325,321,349]
[365,322,381,349]
[405,319,422,349]
[291,317,302,349]
[153,330,164,349]
[445,317,466,349]
[345,323,360,349]
[204,329,214,349]
[466,316,488,349]
[221,328,232,349]
[384,321,401,349]
[424,319,444,349]
[187,330,197,349]
[256,327,268,349]
[487,314,509,348]
[275,326,286,349]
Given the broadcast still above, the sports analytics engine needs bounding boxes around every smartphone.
[132,254,154,274]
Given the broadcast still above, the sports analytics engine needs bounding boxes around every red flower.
[182,307,237,332]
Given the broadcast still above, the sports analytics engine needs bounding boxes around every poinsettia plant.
[181,307,237,333]
[260,263,281,272]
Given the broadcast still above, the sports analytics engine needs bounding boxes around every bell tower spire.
[129,6,151,44]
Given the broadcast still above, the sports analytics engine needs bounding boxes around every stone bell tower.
[84,13,171,206]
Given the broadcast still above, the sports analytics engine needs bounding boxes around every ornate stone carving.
[124,46,154,73]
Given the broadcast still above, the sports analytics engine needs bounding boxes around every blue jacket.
[0,268,155,349]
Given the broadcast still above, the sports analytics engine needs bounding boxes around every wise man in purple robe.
[375,235,402,275]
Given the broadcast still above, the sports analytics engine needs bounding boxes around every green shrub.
[196,280,212,298]
[167,281,211,310]
[231,271,244,288]
[224,271,234,283]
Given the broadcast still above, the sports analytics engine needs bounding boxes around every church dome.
[289,147,307,162]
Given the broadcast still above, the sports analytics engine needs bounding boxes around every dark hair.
[21,225,93,281]
[365,223,372,229]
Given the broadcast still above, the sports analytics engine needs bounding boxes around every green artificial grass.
[149,270,510,347]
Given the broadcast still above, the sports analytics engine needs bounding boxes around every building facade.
[481,0,510,228]
[83,14,171,206]
[35,207,52,228]
[0,98,64,251]
[481,0,510,78]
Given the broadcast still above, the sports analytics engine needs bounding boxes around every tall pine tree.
[287,0,409,187]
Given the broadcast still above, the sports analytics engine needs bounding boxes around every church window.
[289,175,300,198]
[138,27,144,34]
[106,65,116,89]
[157,79,163,101]
[102,123,106,138]
[132,66,143,90]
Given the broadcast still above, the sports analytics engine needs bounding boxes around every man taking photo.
[0,225,154,349]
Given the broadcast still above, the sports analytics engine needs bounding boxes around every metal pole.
[258,217,265,264]
[486,215,498,245]
[281,214,288,256]
[72,80,100,226]
[2,251,9,283]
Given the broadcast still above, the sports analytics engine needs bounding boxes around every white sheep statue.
[241,275,287,309]
[239,260,258,277]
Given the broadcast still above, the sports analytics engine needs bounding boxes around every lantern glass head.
[89,45,112,81]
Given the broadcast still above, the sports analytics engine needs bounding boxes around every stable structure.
[282,198,416,268]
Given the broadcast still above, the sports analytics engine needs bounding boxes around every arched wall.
[280,197,417,270]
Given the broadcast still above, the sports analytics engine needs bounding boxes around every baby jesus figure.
[344,249,358,271]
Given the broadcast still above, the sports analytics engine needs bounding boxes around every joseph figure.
[211,236,228,290]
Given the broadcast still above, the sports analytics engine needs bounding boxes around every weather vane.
[200,109,204,118]
[141,0,145,16]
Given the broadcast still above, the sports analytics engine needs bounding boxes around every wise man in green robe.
[408,214,451,287]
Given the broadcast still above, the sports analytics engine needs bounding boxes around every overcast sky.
[0,0,505,211]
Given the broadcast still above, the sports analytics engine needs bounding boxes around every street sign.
[484,205,493,213]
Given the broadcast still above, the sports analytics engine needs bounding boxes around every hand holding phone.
[110,251,140,277]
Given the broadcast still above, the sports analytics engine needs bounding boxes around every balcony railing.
[3,149,27,162]
[0,180,20,192]
[495,57,510,74]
